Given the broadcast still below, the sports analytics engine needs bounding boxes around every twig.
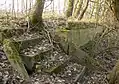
[43,27,53,46]
[74,66,87,83]
[94,46,119,57]
[44,0,53,9]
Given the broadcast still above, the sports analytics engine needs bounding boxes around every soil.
[0,17,119,84]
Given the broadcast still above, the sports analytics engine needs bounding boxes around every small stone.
[57,79,63,82]
[0,72,2,76]
[4,71,9,75]
[0,66,2,69]
[68,73,71,76]
[34,81,39,84]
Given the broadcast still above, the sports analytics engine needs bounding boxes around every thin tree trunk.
[90,2,96,18]
[72,0,79,17]
[31,0,45,25]
[95,0,100,22]
[73,0,83,18]
[66,0,74,18]
[113,0,119,21]
[100,1,106,20]
[78,0,90,20]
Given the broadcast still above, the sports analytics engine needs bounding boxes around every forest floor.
[0,16,119,84]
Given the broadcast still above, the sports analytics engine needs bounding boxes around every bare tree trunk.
[95,0,100,22]
[78,0,90,20]
[113,0,119,21]
[72,0,79,17]
[31,0,45,26]
[66,0,74,18]
[90,2,95,18]
[73,0,83,18]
